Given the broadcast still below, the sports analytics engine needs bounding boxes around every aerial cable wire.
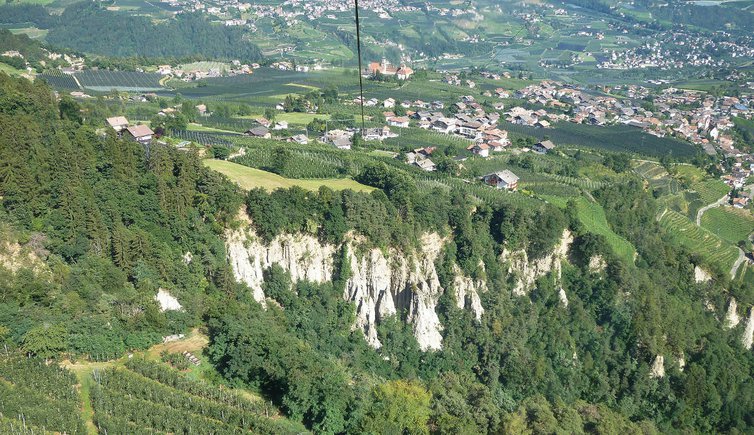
[354,0,366,133]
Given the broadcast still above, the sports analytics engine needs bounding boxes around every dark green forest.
[43,2,262,61]
[1,73,754,433]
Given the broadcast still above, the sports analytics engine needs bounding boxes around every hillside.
[1,71,754,434]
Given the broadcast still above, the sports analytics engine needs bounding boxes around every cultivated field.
[658,208,740,273]
[204,159,375,192]
[701,207,754,245]
[75,70,162,92]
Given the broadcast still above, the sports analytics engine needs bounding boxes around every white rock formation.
[226,220,336,305]
[226,218,491,351]
[155,289,183,312]
[558,287,569,307]
[452,264,486,321]
[743,308,754,350]
[725,298,740,329]
[225,214,570,352]
[500,230,573,296]
[650,355,665,378]
[694,265,712,283]
[588,255,607,273]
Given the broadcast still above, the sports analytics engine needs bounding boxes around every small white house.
[482,170,519,190]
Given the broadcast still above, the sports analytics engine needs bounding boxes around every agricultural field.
[91,358,305,434]
[658,208,741,274]
[573,197,636,265]
[74,70,162,92]
[38,69,80,90]
[170,129,235,147]
[691,179,731,205]
[177,61,230,72]
[8,26,48,39]
[633,160,683,196]
[204,159,375,193]
[701,207,754,245]
[502,122,698,159]
[0,355,87,434]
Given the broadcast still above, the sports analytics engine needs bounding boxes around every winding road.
[696,193,729,226]
[695,184,754,279]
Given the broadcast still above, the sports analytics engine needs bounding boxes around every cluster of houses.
[366,58,414,80]
[157,61,256,81]
[105,116,154,144]
[597,32,754,71]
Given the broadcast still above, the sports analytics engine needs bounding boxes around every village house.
[245,126,271,139]
[387,116,410,128]
[125,125,154,144]
[322,129,353,150]
[106,116,129,133]
[288,134,309,145]
[482,170,519,190]
[467,143,490,158]
[533,140,556,154]
[414,158,436,171]
[363,126,395,141]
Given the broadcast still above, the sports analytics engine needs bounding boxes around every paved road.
[696,193,729,226]
[730,248,746,279]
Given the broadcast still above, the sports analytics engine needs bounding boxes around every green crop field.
[658,208,740,273]
[90,358,305,434]
[204,159,375,193]
[691,179,730,204]
[701,207,754,245]
[74,70,163,92]
[502,121,698,159]
[573,197,636,264]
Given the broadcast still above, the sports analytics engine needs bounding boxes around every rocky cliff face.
[226,214,572,351]
[500,230,573,296]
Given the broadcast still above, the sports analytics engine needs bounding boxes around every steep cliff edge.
[500,230,573,296]
[226,214,572,351]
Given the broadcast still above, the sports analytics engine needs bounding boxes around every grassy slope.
[574,197,636,264]
[204,159,375,192]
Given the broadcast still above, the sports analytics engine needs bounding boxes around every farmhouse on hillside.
[125,124,154,144]
[245,126,271,139]
[533,140,556,154]
[106,116,129,133]
[482,170,519,190]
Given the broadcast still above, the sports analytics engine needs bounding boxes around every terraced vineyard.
[91,359,306,434]
[690,179,730,204]
[633,161,682,195]
[658,208,740,273]
[701,207,754,245]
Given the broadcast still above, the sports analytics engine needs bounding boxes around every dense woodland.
[1,73,754,433]
[43,2,262,61]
